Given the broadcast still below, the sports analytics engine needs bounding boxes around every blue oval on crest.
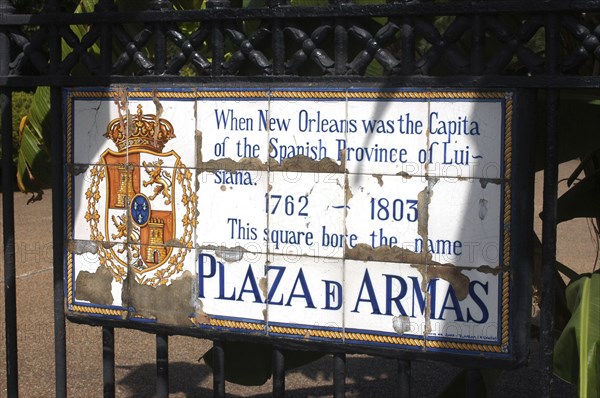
[130,194,150,226]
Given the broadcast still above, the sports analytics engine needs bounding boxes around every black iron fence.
[2,0,600,396]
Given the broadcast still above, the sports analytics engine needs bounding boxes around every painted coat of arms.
[83,102,197,287]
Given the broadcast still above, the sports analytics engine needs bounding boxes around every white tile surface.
[68,89,510,351]
[197,96,270,164]
[345,174,423,258]
[427,179,502,267]
[267,254,343,338]
[426,268,501,343]
[267,171,346,258]
[344,99,429,176]
[72,98,121,164]
[196,170,268,254]
[426,100,504,179]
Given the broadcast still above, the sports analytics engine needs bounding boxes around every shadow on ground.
[117,344,576,398]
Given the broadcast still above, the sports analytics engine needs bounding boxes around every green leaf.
[554,273,600,398]
[15,86,51,195]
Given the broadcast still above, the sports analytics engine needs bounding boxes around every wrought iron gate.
[2,0,599,396]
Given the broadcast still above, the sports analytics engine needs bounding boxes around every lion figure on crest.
[142,159,172,205]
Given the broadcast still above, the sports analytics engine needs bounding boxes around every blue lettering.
[237,265,263,303]
[198,253,217,298]
[384,274,408,316]
[218,261,236,300]
[438,285,464,322]
[323,280,342,310]
[352,269,381,315]
[214,109,253,131]
[410,277,438,319]
[467,280,489,323]
[258,109,291,131]
[285,269,315,308]
[266,265,286,305]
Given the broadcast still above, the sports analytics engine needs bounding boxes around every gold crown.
[105,104,175,152]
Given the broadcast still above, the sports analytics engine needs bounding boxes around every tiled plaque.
[65,88,517,358]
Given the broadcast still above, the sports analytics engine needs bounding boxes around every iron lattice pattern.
[4,2,600,78]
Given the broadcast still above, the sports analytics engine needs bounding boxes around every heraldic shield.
[84,104,196,285]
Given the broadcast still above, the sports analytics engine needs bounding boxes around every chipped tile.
[267,254,343,341]
[344,260,427,343]
[196,94,270,165]
[196,169,268,254]
[344,97,428,176]
[268,94,347,172]
[267,171,346,258]
[345,173,424,264]
[195,250,267,332]
[427,178,503,267]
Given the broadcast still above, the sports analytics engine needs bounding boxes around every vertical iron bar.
[102,327,115,398]
[47,0,67,395]
[400,15,415,75]
[156,334,169,397]
[470,14,484,74]
[333,353,345,398]
[1,1,18,393]
[97,0,115,75]
[396,360,410,398]
[150,1,169,75]
[465,369,483,398]
[207,0,229,76]
[51,86,67,398]
[272,347,285,398]
[393,0,414,75]
[540,12,560,398]
[332,0,349,76]
[212,340,225,398]
[268,0,287,75]
[334,21,348,76]
[1,87,18,398]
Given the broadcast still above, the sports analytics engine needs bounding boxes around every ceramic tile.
[425,267,501,344]
[345,174,424,263]
[71,97,123,165]
[343,260,502,345]
[344,175,504,268]
[196,95,270,164]
[196,169,268,254]
[71,158,197,296]
[195,249,267,330]
[267,254,343,340]
[128,163,197,249]
[70,242,128,307]
[343,260,427,340]
[267,171,346,258]
[427,178,503,267]
[425,100,504,180]
[125,97,197,169]
[130,242,197,286]
[344,98,429,176]
[267,96,347,172]
[71,163,130,243]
